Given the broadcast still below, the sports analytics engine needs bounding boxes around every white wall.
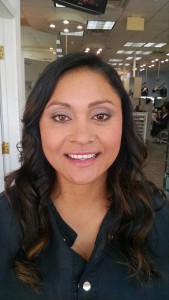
[25,59,49,98]
[0,0,22,191]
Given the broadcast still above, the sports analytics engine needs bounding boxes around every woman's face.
[39,68,122,187]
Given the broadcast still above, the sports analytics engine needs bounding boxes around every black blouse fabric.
[0,191,169,300]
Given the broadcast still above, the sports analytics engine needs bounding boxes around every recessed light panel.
[108,59,123,62]
[56,48,62,53]
[87,21,115,30]
[124,42,145,47]
[56,39,61,45]
[116,50,134,54]
[136,51,152,55]
[60,31,84,36]
[126,57,133,60]
[144,42,167,48]
[142,51,152,55]
[144,43,154,47]
[155,43,167,48]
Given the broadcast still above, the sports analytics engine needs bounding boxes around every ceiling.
[21,0,169,74]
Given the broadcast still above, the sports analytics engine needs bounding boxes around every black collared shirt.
[49,201,87,284]
[0,192,169,300]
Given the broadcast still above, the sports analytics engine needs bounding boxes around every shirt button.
[83,281,91,291]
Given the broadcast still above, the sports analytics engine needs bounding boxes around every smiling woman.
[39,67,122,186]
[0,52,169,300]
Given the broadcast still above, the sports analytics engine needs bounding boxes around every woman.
[0,52,169,299]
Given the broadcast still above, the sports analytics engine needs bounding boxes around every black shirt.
[0,191,169,300]
[49,201,87,284]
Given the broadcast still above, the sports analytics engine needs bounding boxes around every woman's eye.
[52,115,71,122]
[92,113,111,121]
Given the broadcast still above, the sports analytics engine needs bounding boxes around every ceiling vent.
[86,29,109,36]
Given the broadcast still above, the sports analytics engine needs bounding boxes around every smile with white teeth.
[67,153,98,160]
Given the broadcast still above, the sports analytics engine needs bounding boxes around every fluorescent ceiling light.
[126,57,133,60]
[116,50,123,54]
[87,21,115,30]
[144,43,154,47]
[116,50,134,54]
[124,42,145,47]
[56,48,62,53]
[155,43,167,48]
[108,59,123,62]
[60,31,84,36]
[144,42,167,48]
[140,51,152,55]
[117,49,152,55]
[126,56,142,61]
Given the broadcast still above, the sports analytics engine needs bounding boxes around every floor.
[143,139,167,190]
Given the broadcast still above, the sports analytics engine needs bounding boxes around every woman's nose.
[69,120,95,145]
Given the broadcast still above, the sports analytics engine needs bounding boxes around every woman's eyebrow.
[88,100,116,108]
[46,99,115,109]
[46,101,71,108]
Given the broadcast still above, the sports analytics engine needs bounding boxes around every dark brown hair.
[6,52,164,291]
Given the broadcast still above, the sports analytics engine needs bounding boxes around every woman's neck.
[51,177,109,214]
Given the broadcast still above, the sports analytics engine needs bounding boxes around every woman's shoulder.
[151,189,169,215]
[150,188,169,222]
[0,190,21,255]
[150,189,169,254]
[0,190,16,224]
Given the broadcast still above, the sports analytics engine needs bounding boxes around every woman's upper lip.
[65,152,100,155]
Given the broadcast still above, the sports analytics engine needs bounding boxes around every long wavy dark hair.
[5,52,164,291]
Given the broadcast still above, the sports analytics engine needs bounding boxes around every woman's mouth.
[65,153,100,160]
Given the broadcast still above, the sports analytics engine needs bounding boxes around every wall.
[25,59,49,99]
